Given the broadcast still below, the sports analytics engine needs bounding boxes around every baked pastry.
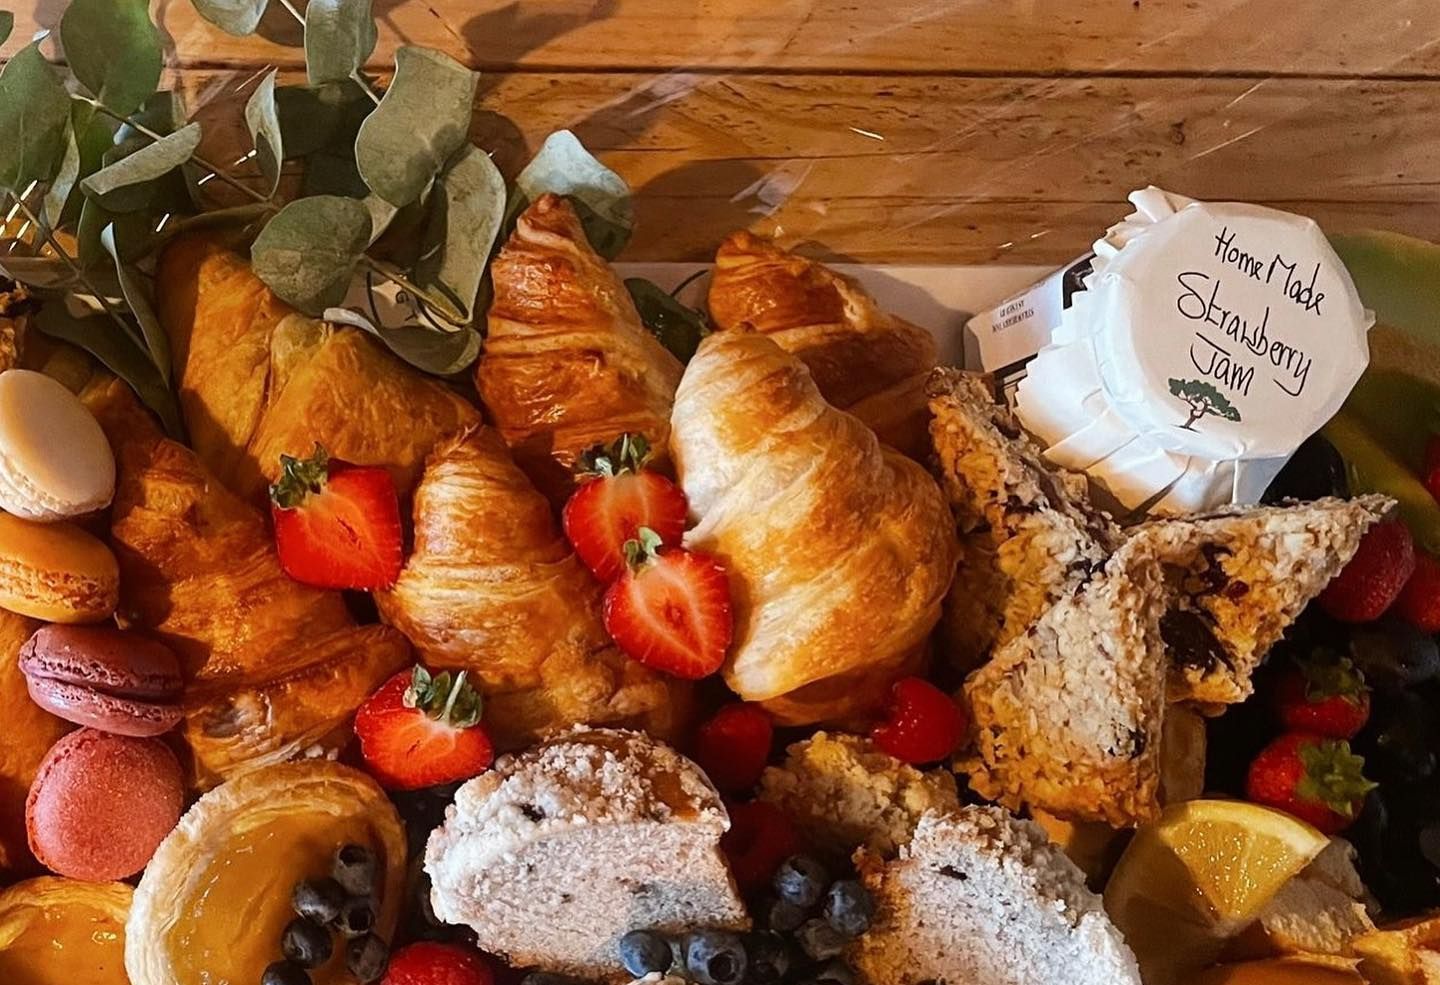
[157,233,480,501]
[1354,911,1440,985]
[1249,838,1375,958]
[670,331,956,724]
[0,876,133,985]
[426,729,747,978]
[477,194,683,504]
[83,376,410,787]
[376,427,688,747]
[848,809,1142,985]
[126,761,406,985]
[0,607,70,876]
[0,278,31,373]
[709,232,938,457]
[19,625,184,737]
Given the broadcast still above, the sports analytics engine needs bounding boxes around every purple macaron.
[19,625,184,737]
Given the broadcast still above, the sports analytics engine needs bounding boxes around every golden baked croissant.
[0,608,70,875]
[708,232,938,458]
[477,194,683,504]
[82,377,410,788]
[158,234,480,501]
[670,331,957,724]
[376,427,688,747]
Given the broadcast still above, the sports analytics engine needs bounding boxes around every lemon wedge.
[1104,799,1329,985]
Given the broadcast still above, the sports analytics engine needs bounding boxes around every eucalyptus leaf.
[60,0,163,119]
[624,278,709,363]
[190,0,269,36]
[415,145,504,324]
[512,129,633,258]
[244,70,283,197]
[325,306,481,375]
[43,126,81,229]
[362,194,398,246]
[81,123,202,202]
[251,195,372,314]
[274,81,372,159]
[156,203,272,245]
[305,0,378,86]
[100,224,169,383]
[0,12,13,46]
[0,255,120,296]
[303,146,369,198]
[35,303,184,438]
[355,47,478,207]
[0,44,73,193]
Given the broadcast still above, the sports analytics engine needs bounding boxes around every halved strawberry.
[562,433,688,583]
[270,444,403,591]
[354,666,494,791]
[602,527,733,679]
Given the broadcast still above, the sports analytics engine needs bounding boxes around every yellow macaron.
[0,512,119,623]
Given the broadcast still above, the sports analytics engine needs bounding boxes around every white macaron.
[0,369,116,521]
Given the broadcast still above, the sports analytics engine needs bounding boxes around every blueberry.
[291,878,347,926]
[796,918,846,961]
[336,895,378,938]
[346,933,389,984]
[281,917,333,968]
[744,933,791,985]
[773,855,828,909]
[333,843,378,897]
[618,929,673,977]
[763,897,807,933]
[684,929,748,985]
[816,959,858,985]
[1262,434,1348,503]
[1367,692,1439,781]
[1349,620,1440,692]
[261,960,312,985]
[821,880,874,938]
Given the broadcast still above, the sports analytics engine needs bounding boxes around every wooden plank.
[175,69,1440,264]
[10,0,1440,77]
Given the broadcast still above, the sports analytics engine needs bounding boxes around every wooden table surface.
[11,0,1440,264]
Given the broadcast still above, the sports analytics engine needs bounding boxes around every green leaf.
[0,44,73,193]
[251,195,372,315]
[355,47,478,207]
[624,278,709,363]
[305,0,378,86]
[42,124,82,229]
[512,129,633,258]
[244,69,283,198]
[35,302,184,439]
[81,122,202,204]
[0,255,120,296]
[325,306,481,375]
[59,0,163,119]
[414,145,504,324]
[275,80,372,159]
[190,0,269,36]
[361,193,398,246]
[100,223,169,384]
[0,12,14,46]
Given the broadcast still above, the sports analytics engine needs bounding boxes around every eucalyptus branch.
[273,0,385,107]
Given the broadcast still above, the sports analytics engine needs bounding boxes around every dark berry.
[1421,823,1440,870]
[1262,434,1347,503]
[816,960,858,985]
[281,917,334,969]
[334,843,378,897]
[346,933,390,984]
[291,878,346,926]
[1349,620,1440,692]
[1366,691,1439,781]
[764,897,807,933]
[822,880,874,938]
[684,930,748,985]
[795,918,845,961]
[336,895,378,938]
[261,960,312,985]
[744,933,791,985]
[618,929,673,977]
[773,855,828,909]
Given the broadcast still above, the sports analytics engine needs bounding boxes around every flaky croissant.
[670,331,957,724]
[0,608,70,875]
[158,234,480,501]
[376,428,688,747]
[83,377,410,788]
[708,232,938,458]
[476,194,683,504]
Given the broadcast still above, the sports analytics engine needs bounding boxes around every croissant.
[707,232,939,458]
[0,607,70,875]
[670,331,957,724]
[158,234,480,501]
[376,427,688,747]
[82,377,410,788]
[477,194,683,504]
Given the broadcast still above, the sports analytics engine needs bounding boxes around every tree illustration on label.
[1168,378,1242,431]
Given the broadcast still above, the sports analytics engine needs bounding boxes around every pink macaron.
[19,625,184,737]
[26,728,184,881]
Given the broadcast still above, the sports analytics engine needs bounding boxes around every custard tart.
[0,876,132,985]
[125,761,406,985]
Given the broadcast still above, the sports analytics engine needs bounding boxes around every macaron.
[0,512,119,623]
[19,626,183,737]
[26,728,184,881]
[0,369,115,521]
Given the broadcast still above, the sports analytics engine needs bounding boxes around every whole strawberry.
[1395,551,1440,633]
[382,941,493,985]
[721,800,799,892]
[870,677,968,765]
[1245,732,1377,834]
[562,433,689,583]
[355,666,494,791]
[1273,654,1371,739]
[695,703,773,793]
[1318,519,1415,623]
